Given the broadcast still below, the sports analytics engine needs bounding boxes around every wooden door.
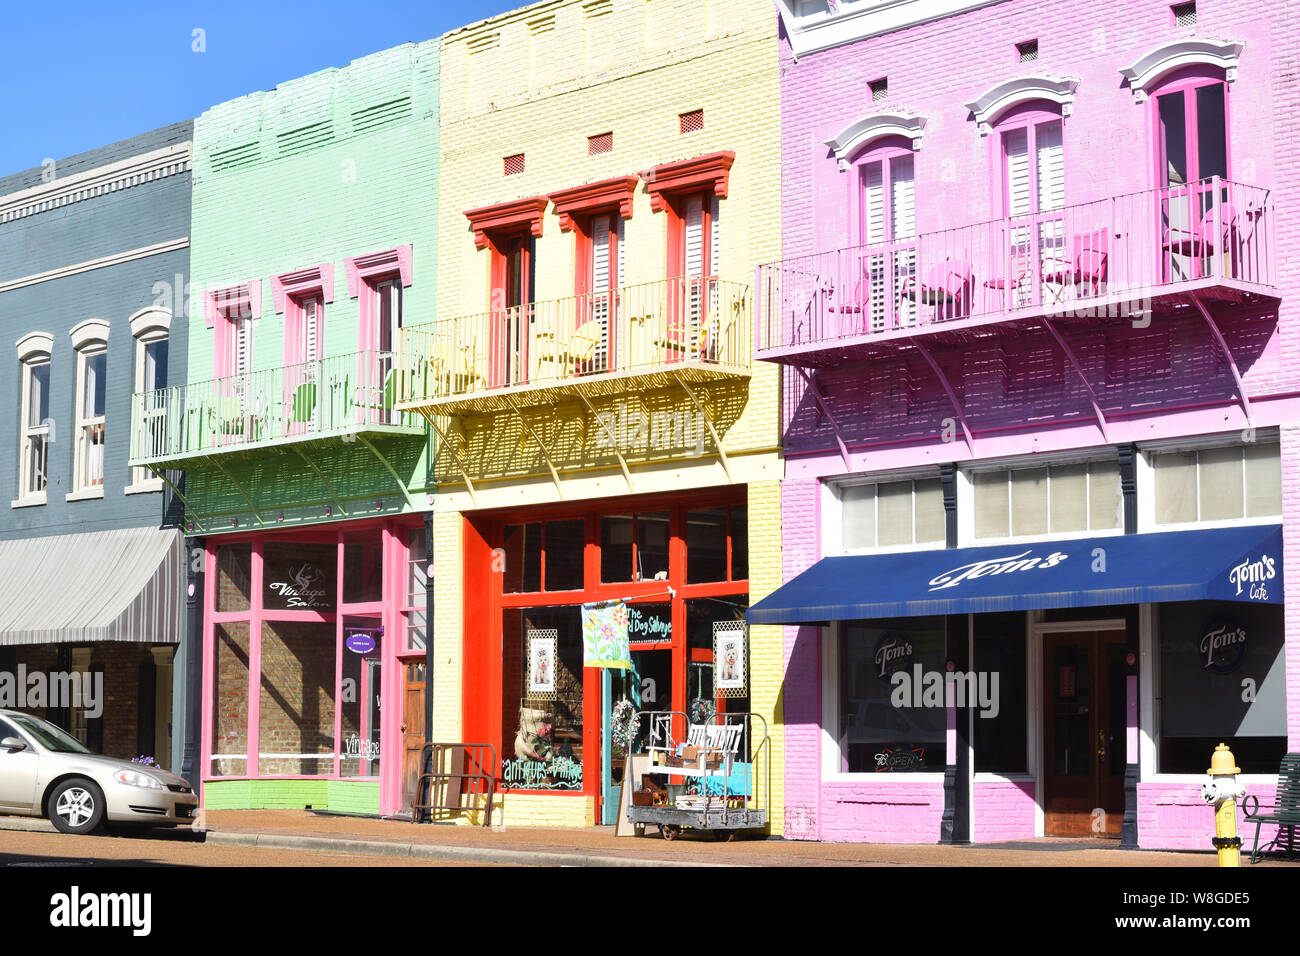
[401,661,427,814]
[1042,630,1126,837]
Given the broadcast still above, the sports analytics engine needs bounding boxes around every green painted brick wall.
[185,41,440,525]
[203,779,380,814]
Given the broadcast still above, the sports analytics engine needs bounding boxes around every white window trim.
[959,451,1125,546]
[1136,430,1282,532]
[821,622,946,783]
[129,310,171,494]
[69,330,108,500]
[825,467,949,556]
[13,338,52,508]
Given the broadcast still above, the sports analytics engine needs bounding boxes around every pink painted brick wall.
[973,779,1037,842]
[775,0,1299,849]
[1139,783,1282,851]
[819,782,946,843]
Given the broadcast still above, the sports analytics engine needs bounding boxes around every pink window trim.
[345,246,412,353]
[203,281,262,329]
[270,263,335,315]
[989,102,1064,219]
[844,136,914,245]
[344,246,413,298]
[1145,66,1231,189]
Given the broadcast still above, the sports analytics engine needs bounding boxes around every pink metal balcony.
[755,177,1274,365]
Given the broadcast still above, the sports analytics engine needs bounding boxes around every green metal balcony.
[129,349,425,470]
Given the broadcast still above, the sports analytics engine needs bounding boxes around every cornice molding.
[825,112,927,168]
[345,245,413,297]
[128,307,173,339]
[1119,38,1244,102]
[0,142,192,224]
[0,237,189,296]
[271,263,335,314]
[645,152,735,213]
[69,318,110,350]
[15,331,54,362]
[464,196,549,250]
[777,0,1008,61]
[964,75,1079,135]
[549,176,639,232]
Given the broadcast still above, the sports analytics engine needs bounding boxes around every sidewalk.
[193,809,1278,867]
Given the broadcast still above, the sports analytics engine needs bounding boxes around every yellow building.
[397,0,783,830]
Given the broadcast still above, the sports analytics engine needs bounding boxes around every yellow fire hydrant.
[1200,743,1246,868]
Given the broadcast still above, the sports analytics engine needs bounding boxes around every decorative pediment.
[69,318,110,349]
[15,331,53,361]
[644,152,735,213]
[128,307,172,339]
[204,281,262,329]
[344,245,413,298]
[825,112,927,169]
[549,176,639,232]
[1119,38,1244,102]
[271,263,335,314]
[964,76,1079,135]
[464,196,549,250]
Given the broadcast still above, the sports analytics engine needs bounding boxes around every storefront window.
[544,519,585,591]
[601,511,671,582]
[211,622,250,777]
[262,541,336,611]
[1158,601,1286,773]
[687,596,750,730]
[838,618,947,772]
[601,515,633,582]
[216,543,252,612]
[404,527,427,652]
[502,522,542,593]
[686,505,747,582]
[343,533,383,604]
[502,520,585,592]
[973,612,1027,774]
[500,606,584,791]
[841,478,944,551]
[258,621,336,775]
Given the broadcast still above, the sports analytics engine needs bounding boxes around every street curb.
[203,830,733,867]
[0,818,55,834]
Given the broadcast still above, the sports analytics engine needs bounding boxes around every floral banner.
[581,600,631,669]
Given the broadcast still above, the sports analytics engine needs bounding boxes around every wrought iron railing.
[398,276,751,406]
[755,177,1273,357]
[128,349,419,465]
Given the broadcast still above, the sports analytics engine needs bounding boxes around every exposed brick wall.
[972,779,1037,842]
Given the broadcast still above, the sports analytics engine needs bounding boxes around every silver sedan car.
[0,709,198,834]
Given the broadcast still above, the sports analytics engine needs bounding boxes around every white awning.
[0,527,184,646]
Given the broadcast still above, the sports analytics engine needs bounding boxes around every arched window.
[849,136,917,331]
[69,319,110,498]
[128,308,172,492]
[14,332,53,505]
[993,102,1066,307]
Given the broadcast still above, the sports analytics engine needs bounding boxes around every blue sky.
[0,1,520,176]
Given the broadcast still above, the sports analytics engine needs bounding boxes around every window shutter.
[1035,121,1065,212]
[861,162,885,245]
[891,156,915,240]
[616,216,625,287]
[305,299,319,361]
[1004,129,1031,217]
[684,196,704,276]
[592,215,610,290]
[235,317,250,376]
[708,195,720,277]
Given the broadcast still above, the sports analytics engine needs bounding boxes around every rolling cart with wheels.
[626,710,769,841]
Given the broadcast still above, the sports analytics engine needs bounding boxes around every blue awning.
[748,525,1283,626]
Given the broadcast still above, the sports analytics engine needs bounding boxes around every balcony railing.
[129,349,423,467]
[756,177,1274,361]
[397,276,751,414]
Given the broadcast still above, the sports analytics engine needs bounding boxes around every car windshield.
[7,714,92,754]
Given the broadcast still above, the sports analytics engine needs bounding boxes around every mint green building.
[130,41,440,816]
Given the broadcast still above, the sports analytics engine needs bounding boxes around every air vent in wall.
[277,121,334,156]
[352,97,412,134]
[210,142,260,172]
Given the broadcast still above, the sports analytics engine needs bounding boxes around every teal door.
[600,665,638,825]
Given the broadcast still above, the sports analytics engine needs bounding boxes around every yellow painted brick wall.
[431,509,464,743]
[432,0,782,501]
[746,479,784,834]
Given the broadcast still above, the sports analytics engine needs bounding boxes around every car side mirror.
[1,736,26,752]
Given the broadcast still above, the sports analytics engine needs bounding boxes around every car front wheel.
[48,778,105,835]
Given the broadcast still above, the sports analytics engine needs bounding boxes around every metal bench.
[1241,752,1300,863]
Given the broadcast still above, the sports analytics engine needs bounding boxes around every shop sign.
[928,549,1068,592]
[345,631,377,654]
[1200,620,1247,674]
[873,632,913,677]
[874,747,926,772]
[1227,554,1276,601]
[262,544,336,610]
[628,604,672,643]
[342,732,380,761]
[500,755,583,790]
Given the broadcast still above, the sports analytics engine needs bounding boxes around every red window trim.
[464,196,549,250]
[549,175,638,233]
[645,151,734,214]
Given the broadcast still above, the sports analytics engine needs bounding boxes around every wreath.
[610,699,640,752]
[689,697,716,724]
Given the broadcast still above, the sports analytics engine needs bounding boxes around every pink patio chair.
[1072,230,1109,297]
[918,259,973,321]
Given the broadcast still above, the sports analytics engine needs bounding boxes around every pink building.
[751,0,1296,851]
